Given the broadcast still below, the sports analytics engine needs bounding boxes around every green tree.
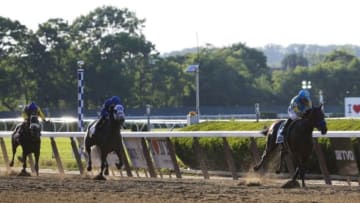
[0,17,35,110]
[281,53,309,70]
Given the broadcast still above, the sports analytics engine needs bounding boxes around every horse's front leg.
[34,150,40,176]
[85,138,92,172]
[104,160,109,176]
[298,163,306,187]
[9,139,18,167]
[95,153,107,180]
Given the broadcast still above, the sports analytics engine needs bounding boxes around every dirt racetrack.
[0,172,360,203]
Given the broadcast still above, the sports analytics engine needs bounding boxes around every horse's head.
[112,104,125,125]
[304,105,327,135]
[29,115,41,137]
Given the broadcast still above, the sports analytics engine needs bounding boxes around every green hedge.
[172,120,360,173]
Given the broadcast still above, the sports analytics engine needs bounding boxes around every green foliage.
[281,53,309,70]
[171,119,360,173]
[0,119,359,172]
[1,8,360,111]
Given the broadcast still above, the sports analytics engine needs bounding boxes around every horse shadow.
[9,115,42,176]
[253,105,327,188]
[84,104,126,180]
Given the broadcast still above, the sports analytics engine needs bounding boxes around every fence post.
[70,137,84,175]
[141,138,157,178]
[0,137,10,171]
[313,138,332,185]
[193,137,209,179]
[249,137,261,165]
[166,137,182,178]
[120,138,133,177]
[222,137,238,180]
[50,137,64,175]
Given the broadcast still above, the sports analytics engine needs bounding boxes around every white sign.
[344,97,360,117]
[335,150,355,161]
[123,138,148,168]
[149,138,174,169]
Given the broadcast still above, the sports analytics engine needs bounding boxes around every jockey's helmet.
[29,102,37,111]
[298,89,310,99]
[111,96,121,104]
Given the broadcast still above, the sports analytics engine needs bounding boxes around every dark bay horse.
[84,104,125,180]
[9,115,41,176]
[253,105,327,187]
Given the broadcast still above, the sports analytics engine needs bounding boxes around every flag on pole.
[186,64,199,72]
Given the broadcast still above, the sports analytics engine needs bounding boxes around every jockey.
[17,102,47,135]
[276,89,312,144]
[22,102,47,122]
[94,96,123,132]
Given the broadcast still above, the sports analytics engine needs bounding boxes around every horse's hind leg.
[254,138,278,171]
[85,137,92,171]
[291,167,300,182]
[9,138,18,167]
[276,145,288,174]
[18,151,30,176]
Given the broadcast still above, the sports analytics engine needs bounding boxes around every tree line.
[1,6,359,114]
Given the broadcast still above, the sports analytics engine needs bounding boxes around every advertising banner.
[330,138,359,176]
[149,138,174,169]
[123,137,148,168]
[345,97,360,117]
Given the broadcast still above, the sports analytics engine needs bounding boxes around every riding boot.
[279,118,292,149]
[276,118,291,144]
[281,119,292,136]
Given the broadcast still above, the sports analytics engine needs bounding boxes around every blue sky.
[1,0,360,53]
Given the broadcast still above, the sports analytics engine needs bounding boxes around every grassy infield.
[1,118,359,171]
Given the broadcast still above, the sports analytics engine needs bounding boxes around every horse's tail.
[260,120,284,137]
[260,126,269,136]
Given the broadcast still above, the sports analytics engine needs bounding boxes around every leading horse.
[253,105,327,187]
[9,115,41,176]
[84,104,125,180]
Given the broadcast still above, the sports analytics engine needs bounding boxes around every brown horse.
[9,115,41,176]
[254,105,327,187]
[84,104,125,180]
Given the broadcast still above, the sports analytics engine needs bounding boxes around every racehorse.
[9,115,41,176]
[84,104,125,180]
[253,105,327,188]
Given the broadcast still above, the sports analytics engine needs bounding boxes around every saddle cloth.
[275,121,286,144]
[89,125,96,138]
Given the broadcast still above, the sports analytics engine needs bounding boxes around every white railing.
[0,130,359,138]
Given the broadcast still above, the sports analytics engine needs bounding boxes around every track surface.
[0,172,359,203]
